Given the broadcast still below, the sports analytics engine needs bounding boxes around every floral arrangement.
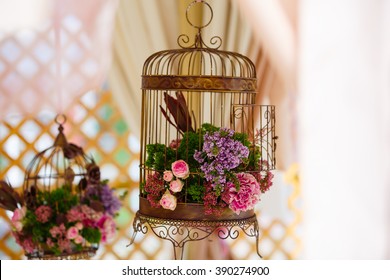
[0,161,121,256]
[142,92,274,216]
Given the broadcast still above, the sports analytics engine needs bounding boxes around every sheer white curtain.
[299,0,390,259]
[237,0,298,170]
[238,0,390,259]
[108,0,180,140]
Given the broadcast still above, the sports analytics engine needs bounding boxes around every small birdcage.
[129,0,276,259]
[21,115,99,260]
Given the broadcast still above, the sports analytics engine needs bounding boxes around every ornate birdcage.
[12,115,122,260]
[19,115,100,260]
[129,0,276,259]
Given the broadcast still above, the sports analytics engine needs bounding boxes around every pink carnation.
[160,190,177,211]
[97,215,116,243]
[163,171,174,182]
[227,173,261,214]
[171,160,190,179]
[35,205,52,223]
[169,179,183,193]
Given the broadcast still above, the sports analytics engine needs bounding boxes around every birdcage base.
[128,198,262,260]
[26,247,97,260]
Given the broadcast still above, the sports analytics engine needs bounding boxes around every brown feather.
[162,92,194,134]
[0,181,23,211]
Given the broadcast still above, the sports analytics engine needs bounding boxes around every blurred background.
[0,0,389,259]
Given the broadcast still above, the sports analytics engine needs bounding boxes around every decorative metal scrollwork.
[128,212,262,260]
[231,105,277,170]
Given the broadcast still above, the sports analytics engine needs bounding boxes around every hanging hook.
[55,114,67,126]
[185,0,213,31]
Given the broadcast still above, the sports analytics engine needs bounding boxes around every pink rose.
[66,226,79,240]
[74,235,84,244]
[13,221,23,232]
[11,206,26,232]
[159,190,177,211]
[171,160,190,179]
[163,171,174,182]
[75,222,83,230]
[169,179,183,193]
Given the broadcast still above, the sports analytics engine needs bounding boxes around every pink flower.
[169,139,181,149]
[58,238,72,253]
[66,207,86,222]
[228,173,261,215]
[21,238,36,254]
[169,179,183,193]
[11,206,26,232]
[75,222,83,230]
[35,205,52,223]
[171,160,190,179]
[144,172,164,195]
[74,235,84,244]
[163,171,174,182]
[159,190,177,211]
[50,224,66,238]
[97,215,116,243]
[46,238,55,248]
[66,226,79,240]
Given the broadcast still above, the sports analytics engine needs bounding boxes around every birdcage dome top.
[142,1,257,93]
[23,115,92,197]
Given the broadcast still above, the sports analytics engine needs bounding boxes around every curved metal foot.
[256,234,263,258]
[127,229,138,247]
[127,212,148,247]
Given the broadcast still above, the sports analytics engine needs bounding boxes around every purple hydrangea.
[194,128,249,193]
[100,184,121,216]
[84,184,121,216]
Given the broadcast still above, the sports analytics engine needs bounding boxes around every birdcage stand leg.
[127,212,148,247]
[173,245,185,260]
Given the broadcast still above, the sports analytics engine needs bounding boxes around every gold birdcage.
[22,115,98,260]
[129,0,276,259]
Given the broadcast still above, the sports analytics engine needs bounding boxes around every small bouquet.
[142,92,274,216]
[0,162,121,257]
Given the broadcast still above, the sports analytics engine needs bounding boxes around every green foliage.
[177,123,220,171]
[200,123,219,133]
[233,131,251,147]
[81,227,101,244]
[177,131,202,170]
[37,186,79,213]
[145,144,176,171]
[247,145,262,170]
[187,182,205,203]
[145,123,223,173]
